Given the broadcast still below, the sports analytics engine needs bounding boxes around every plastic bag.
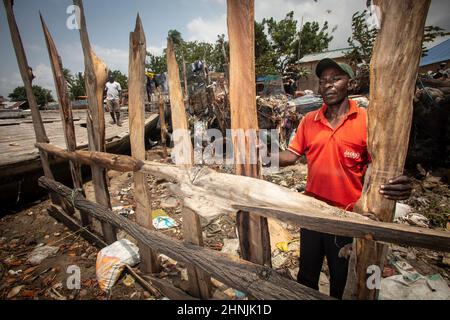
[96,239,140,292]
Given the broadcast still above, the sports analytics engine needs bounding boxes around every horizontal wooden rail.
[35,143,450,253]
[38,176,330,300]
[233,205,450,253]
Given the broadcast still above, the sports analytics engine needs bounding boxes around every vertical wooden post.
[40,14,90,226]
[74,0,116,244]
[128,14,160,274]
[157,88,168,159]
[350,0,431,300]
[167,38,211,299]
[182,56,189,109]
[227,0,272,266]
[3,0,63,208]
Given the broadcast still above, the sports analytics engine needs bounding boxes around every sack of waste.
[96,239,140,292]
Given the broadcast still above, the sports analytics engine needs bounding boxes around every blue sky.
[1,0,449,98]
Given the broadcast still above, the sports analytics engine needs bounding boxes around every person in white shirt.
[105,76,122,126]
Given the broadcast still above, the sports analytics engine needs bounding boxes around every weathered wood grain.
[128,14,160,274]
[351,0,432,300]
[38,176,330,300]
[166,36,211,298]
[74,0,116,243]
[34,144,450,253]
[40,14,90,225]
[227,0,271,267]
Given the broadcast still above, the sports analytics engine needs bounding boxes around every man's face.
[109,77,114,83]
[318,67,350,106]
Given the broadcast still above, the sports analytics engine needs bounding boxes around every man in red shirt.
[278,58,412,299]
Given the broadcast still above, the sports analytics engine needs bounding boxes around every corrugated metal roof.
[420,38,450,67]
[299,48,352,63]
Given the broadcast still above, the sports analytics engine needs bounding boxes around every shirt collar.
[314,99,359,122]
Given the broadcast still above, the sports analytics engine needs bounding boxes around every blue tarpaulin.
[420,38,450,67]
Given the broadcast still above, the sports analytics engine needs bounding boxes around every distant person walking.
[105,76,122,126]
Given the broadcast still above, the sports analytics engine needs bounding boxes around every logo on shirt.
[344,150,360,160]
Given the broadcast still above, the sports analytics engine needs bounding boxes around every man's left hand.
[379,175,413,200]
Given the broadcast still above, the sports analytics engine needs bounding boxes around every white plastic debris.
[152,216,178,230]
[96,239,140,292]
[380,274,450,300]
[27,245,59,266]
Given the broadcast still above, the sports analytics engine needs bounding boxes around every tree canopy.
[8,85,54,107]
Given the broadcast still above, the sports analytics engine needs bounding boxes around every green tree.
[8,85,54,107]
[422,26,450,57]
[146,52,167,74]
[263,12,333,75]
[346,10,450,87]
[294,21,333,60]
[255,21,277,75]
[109,70,128,90]
[263,11,298,74]
[345,10,378,75]
[68,72,86,99]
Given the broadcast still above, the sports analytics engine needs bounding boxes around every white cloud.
[33,63,56,94]
[0,64,56,98]
[186,14,227,42]
[147,46,164,56]
[254,0,366,49]
[0,72,22,98]
[92,45,129,74]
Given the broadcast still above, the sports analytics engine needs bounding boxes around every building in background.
[419,38,450,75]
[297,48,352,93]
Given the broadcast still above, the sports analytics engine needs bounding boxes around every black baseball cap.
[316,58,355,79]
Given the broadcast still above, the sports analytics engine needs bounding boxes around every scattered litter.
[276,242,290,252]
[380,274,450,300]
[113,205,135,218]
[153,216,178,230]
[220,239,240,256]
[394,203,413,219]
[160,196,180,209]
[205,222,221,237]
[7,285,24,299]
[122,274,135,287]
[27,245,59,266]
[396,212,429,228]
[96,239,140,292]
[8,269,22,276]
[275,238,299,253]
[151,209,167,219]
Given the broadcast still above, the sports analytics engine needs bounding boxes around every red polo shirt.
[288,99,370,210]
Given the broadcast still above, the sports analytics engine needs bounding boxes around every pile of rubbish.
[408,76,450,168]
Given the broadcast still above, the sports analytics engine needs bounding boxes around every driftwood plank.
[40,14,89,226]
[351,0,432,300]
[233,205,450,253]
[227,0,271,267]
[74,0,116,243]
[166,37,211,299]
[38,176,329,300]
[34,143,450,253]
[128,15,160,274]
